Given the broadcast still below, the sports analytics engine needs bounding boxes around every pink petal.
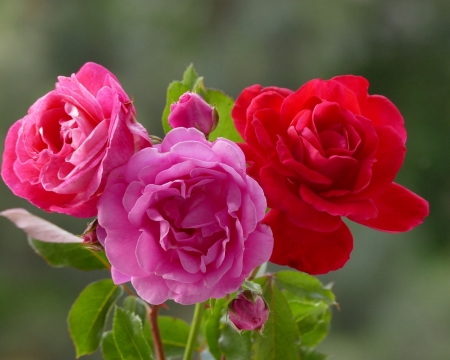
[132,274,172,305]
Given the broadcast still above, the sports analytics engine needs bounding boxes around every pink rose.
[168,92,218,137]
[1,62,150,217]
[97,127,273,305]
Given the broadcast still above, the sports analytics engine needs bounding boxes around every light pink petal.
[111,267,131,284]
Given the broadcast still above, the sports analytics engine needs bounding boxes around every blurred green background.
[0,0,448,359]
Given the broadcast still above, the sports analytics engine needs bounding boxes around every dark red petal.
[232,85,293,139]
[353,125,405,199]
[232,85,264,138]
[300,184,378,219]
[281,79,361,128]
[349,183,429,233]
[260,165,341,232]
[265,210,353,275]
[363,95,406,144]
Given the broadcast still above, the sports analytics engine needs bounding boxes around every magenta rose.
[232,76,429,274]
[1,62,151,217]
[97,127,273,305]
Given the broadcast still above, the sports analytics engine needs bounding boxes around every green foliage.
[68,279,123,358]
[112,307,153,360]
[28,238,109,271]
[147,316,193,359]
[101,332,122,360]
[253,276,301,360]
[204,298,227,360]
[300,348,328,360]
[218,322,252,360]
[122,296,148,324]
[241,280,263,295]
[275,271,336,304]
[162,64,243,142]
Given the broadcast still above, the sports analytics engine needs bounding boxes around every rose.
[232,76,429,274]
[97,127,273,305]
[228,290,269,332]
[168,91,218,137]
[1,62,151,217]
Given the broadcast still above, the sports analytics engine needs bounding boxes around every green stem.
[183,302,205,360]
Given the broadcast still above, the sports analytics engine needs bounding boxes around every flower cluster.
[1,63,428,308]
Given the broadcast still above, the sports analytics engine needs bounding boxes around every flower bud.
[168,92,218,137]
[228,290,269,332]
[81,219,103,251]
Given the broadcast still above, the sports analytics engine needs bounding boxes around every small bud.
[81,219,103,251]
[168,92,218,137]
[228,290,269,333]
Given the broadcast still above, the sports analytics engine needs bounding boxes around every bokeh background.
[0,0,449,359]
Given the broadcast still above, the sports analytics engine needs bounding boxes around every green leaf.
[283,291,329,323]
[242,280,263,295]
[101,332,122,360]
[205,298,227,360]
[218,322,252,360]
[183,64,200,90]
[275,271,336,304]
[162,81,190,134]
[253,276,301,360]
[298,308,332,348]
[68,279,123,357]
[300,348,328,360]
[29,238,109,271]
[113,307,153,360]
[147,316,193,359]
[204,89,242,143]
[122,296,148,324]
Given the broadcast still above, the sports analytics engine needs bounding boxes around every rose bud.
[228,290,269,333]
[81,219,102,251]
[168,92,219,137]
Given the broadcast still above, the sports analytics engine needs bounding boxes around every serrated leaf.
[162,81,189,134]
[299,308,332,348]
[113,307,153,360]
[300,348,328,360]
[253,276,300,360]
[101,332,122,360]
[204,89,242,143]
[122,296,148,324]
[68,279,123,357]
[1,208,82,243]
[275,271,336,304]
[205,298,227,360]
[28,238,109,271]
[218,322,252,360]
[147,316,193,359]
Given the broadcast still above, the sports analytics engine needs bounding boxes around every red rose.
[232,76,429,274]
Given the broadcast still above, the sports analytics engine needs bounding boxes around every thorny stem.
[183,302,205,360]
[149,305,166,360]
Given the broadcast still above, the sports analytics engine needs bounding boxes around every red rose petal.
[260,165,341,232]
[265,209,353,275]
[300,184,378,219]
[349,182,429,233]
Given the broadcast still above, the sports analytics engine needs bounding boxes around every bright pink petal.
[349,183,429,233]
[111,267,131,285]
[75,62,119,96]
[265,210,353,275]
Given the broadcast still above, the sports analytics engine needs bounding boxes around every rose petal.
[349,183,429,232]
[265,209,353,275]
